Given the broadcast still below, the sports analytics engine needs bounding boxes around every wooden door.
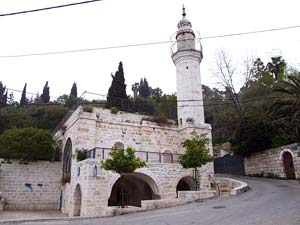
[283,152,296,179]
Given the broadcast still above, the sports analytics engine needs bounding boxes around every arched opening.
[73,184,82,216]
[283,152,296,179]
[63,138,72,183]
[114,142,124,149]
[163,150,173,163]
[176,176,197,194]
[108,172,160,207]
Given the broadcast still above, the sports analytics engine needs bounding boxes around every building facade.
[55,9,214,217]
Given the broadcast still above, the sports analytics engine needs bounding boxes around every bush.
[0,128,55,161]
[110,107,118,114]
[82,105,93,113]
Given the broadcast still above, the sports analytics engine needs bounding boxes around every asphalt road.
[4,176,300,225]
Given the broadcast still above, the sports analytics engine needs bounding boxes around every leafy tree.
[151,87,163,102]
[102,147,146,175]
[7,92,15,105]
[179,134,213,190]
[266,56,286,80]
[20,83,28,107]
[0,127,56,161]
[272,73,300,139]
[106,62,128,110]
[0,81,7,108]
[41,81,50,103]
[139,78,151,98]
[70,82,78,98]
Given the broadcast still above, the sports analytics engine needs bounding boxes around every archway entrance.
[283,152,296,179]
[73,184,82,216]
[108,173,160,207]
[176,176,197,194]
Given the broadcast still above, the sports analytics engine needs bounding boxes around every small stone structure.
[0,159,62,210]
[245,143,300,179]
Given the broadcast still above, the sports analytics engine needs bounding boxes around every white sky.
[1,0,300,101]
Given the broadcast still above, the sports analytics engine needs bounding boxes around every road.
[4,176,300,225]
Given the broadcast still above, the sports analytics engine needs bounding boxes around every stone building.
[54,8,214,217]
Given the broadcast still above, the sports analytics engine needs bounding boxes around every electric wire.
[0,0,102,17]
[0,25,300,58]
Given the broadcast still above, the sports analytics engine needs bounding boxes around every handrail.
[87,147,182,164]
[208,174,221,196]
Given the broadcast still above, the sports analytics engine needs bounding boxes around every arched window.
[63,138,72,183]
[114,142,124,149]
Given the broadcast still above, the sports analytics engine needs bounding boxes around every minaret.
[172,6,205,127]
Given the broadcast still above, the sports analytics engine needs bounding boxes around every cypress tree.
[70,82,78,98]
[0,82,7,108]
[106,62,128,110]
[139,78,151,98]
[41,81,50,103]
[20,83,27,107]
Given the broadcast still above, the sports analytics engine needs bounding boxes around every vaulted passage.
[108,173,160,207]
[176,176,197,192]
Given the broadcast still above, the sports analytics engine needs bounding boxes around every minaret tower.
[172,6,205,127]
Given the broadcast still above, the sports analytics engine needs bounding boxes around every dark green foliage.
[76,149,87,161]
[179,134,213,169]
[272,73,300,139]
[41,81,50,103]
[266,56,286,80]
[106,62,128,110]
[20,83,28,107]
[0,105,68,134]
[157,94,177,120]
[101,147,146,175]
[139,78,151,98]
[132,97,155,115]
[70,82,78,98]
[0,81,7,108]
[0,128,55,161]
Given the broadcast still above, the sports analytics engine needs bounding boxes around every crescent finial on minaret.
[182,5,186,17]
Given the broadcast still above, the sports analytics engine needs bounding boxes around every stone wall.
[0,159,62,210]
[244,143,300,179]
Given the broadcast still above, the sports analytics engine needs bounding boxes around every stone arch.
[281,150,296,179]
[176,176,196,192]
[63,138,72,183]
[108,172,160,207]
[279,149,295,160]
[73,184,82,216]
[163,150,173,163]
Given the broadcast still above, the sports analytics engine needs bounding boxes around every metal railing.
[87,147,182,164]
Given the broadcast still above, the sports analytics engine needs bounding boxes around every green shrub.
[0,128,55,161]
[110,107,118,114]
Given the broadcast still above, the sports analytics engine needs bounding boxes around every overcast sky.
[1,0,300,101]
